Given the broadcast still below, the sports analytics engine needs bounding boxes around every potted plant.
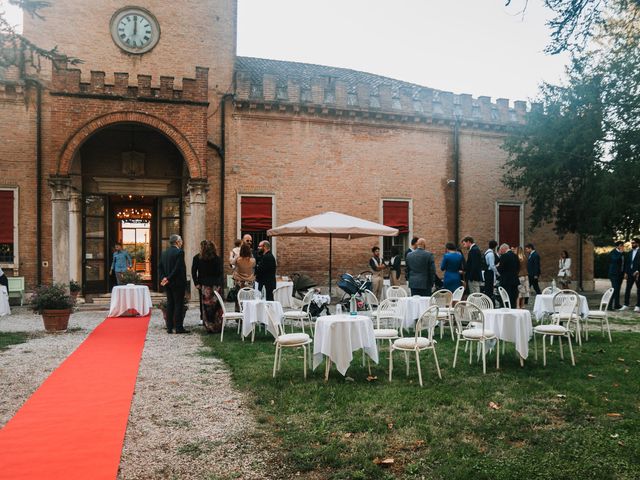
[119,270,142,284]
[30,283,76,333]
[69,279,81,300]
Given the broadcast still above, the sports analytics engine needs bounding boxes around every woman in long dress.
[193,241,224,333]
[232,242,256,311]
[515,246,530,308]
[440,242,464,292]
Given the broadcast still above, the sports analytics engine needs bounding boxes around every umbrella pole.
[329,233,332,300]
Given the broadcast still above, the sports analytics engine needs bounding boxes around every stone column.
[186,179,209,300]
[68,190,82,288]
[48,176,72,290]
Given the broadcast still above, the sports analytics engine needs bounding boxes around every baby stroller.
[337,273,372,312]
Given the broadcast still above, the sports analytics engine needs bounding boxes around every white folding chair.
[389,305,442,386]
[214,289,244,342]
[265,308,312,379]
[585,287,614,342]
[386,286,408,299]
[429,289,454,339]
[533,292,578,366]
[451,286,465,305]
[553,289,583,345]
[453,301,499,374]
[497,286,511,309]
[281,289,315,335]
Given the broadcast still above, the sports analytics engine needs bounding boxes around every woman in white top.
[557,250,572,289]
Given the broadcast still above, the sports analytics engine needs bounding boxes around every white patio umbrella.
[267,211,398,296]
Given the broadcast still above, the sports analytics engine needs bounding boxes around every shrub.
[119,270,142,284]
[30,284,76,313]
[69,280,81,293]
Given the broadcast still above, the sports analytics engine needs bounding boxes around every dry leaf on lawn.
[606,413,622,418]
[373,457,394,467]
[488,401,501,410]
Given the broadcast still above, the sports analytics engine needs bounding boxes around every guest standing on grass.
[232,242,256,311]
[608,241,625,310]
[621,237,640,312]
[525,243,542,295]
[515,246,530,308]
[557,250,572,290]
[193,241,224,334]
[159,234,188,334]
[405,238,435,296]
[483,240,499,299]
[255,240,277,301]
[461,236,483,294]
[369,246,386,299]
[389,246,403,286]
[497,243,519,309]
[440,242,463,292]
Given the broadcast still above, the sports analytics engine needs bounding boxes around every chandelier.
[116,207,152,221]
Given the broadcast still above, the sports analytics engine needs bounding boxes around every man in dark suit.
[159,234,188,334]
[609,241,625,309]
[497,243,519,308]
[405,238,435,296]
[461,236,483,293]
[404,236,418,283]
[255,240,277,301]
[621,237,640,312]
[525,243,542,294]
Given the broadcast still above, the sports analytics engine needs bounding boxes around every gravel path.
[0,307,284,479]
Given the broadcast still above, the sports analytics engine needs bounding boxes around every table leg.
[324,357,331,382]
[519,354,524,367]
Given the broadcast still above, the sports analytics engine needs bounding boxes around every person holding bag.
[557,250,572,289]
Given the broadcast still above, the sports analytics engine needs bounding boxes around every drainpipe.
[578,234,584,292]
[453,117,460,244]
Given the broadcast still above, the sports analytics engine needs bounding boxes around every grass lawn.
[202,326,640,480]
[0,331,28,351]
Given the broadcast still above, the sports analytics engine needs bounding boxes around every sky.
[2,0,570,102]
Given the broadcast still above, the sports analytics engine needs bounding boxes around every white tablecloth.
[483,308,533,359]
[313,315,378,376]
[241,300,284,338]
[396,296,431,329]
[274,281,294,308]
[108,285,152,317]
[0,285,10,317]
[532,294,589,321]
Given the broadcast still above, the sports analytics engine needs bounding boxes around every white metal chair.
[533,292,578,366]
[552,289,583,345]
[497,286,511,309]
[281,289,315,335]
[363,289,379,313]
[453,301,499,374]
[273,284,294,309]
[214,289,244,342]
[585,287,614,342]
[429,289,454,339]
[389,305,442,386]
[386,286,408,299]
[467,292,494,311]
[237,287,259,339]
[374,299,404,335]
[265,308,312,379]
[451,285,465,305]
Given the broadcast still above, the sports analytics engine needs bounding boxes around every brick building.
[0,0,593,296]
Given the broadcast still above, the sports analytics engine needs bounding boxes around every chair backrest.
[386,286,407,298]
[265,307,284,339]
[542,286,560,295]
[467,293,493,310]
[451,286,465,303]
[301,289,315,308]
[453,301,485,334]
[7,276,24,292]
[430,289,453,308]
[213,289,228,315]
[375,298,401,329]
[237,287,257,311]
[600,287,614,312]
[497,287,511,309]
[415,305,439,343]
[552,291,579,323]
[363,289,379,311]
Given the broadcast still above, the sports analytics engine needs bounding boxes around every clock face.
[110,8,160,54]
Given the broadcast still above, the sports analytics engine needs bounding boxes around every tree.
[502,3,640,240]
[0,0,79,78]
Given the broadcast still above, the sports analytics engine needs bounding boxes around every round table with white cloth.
[313,315,378,377]
[108,284,152,317]
[0,285,10,317]
[241,299,284,338]
[532,294,589,321]
[482,308,533,361]
[396,296,431,329]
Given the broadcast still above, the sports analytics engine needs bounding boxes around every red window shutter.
[241,196,272,231]
[0,191,13,244]
[383,201,409,234]
[499,205,520,248]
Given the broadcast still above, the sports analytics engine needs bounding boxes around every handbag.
[226,286,238,302]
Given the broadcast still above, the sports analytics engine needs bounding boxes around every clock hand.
[133,16,137,35]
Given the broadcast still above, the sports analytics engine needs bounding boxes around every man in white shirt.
[483,240,499,298]
[621,237,640,312]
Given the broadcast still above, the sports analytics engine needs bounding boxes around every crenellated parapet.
[0,66,26,102]
[234,57,528,128]
[51,64,209,104]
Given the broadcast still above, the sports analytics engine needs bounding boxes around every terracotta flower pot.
[42,309,71,333]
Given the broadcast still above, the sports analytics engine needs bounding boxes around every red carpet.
[0,315,150,479]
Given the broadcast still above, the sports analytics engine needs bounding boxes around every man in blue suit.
[159,234,188,334]
[525,243,542,294]
[405,238,435,296]
[608,241,625,310]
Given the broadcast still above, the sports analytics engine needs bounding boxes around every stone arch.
[57,111,203,178]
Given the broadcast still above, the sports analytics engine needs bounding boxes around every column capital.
[187,179,209,205]
[48,176,72,202]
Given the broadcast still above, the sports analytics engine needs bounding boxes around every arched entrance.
[74,122,188,293]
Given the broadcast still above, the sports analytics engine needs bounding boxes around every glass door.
[83,195,108,293]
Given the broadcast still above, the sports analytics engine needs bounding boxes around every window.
[240,196,273,247]
[497,203,522,248]
[0,188,17,266]
[382,200,409,260]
